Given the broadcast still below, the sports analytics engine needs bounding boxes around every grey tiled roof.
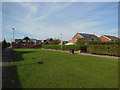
[79,33,100,39]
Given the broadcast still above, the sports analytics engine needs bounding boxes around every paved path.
[2,47,13,66]
[2,47,21,88]
[77,53,119,59]
[42,49,119,59]
[0,46,2,66]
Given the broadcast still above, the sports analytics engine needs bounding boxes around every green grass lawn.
[11,49,118,88]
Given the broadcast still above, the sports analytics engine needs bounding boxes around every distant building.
[99,35,120,42]
[69,33,101,44]
[43,38,53,44]
[13,37,41,48]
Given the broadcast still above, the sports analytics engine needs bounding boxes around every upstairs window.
[23,40,26,42]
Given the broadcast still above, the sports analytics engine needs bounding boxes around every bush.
[42,45,87,51]
[87,45,120,56]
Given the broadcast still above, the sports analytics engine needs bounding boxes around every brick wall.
[72,34,84,40]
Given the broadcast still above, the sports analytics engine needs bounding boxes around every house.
[99,35,120,42]
[13,37,41,48]
[43,38,53,44]
[69,33,101,44]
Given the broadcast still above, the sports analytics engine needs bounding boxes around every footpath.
[2,47,13,66]
[42,48,119,59]
[1,48,21,88]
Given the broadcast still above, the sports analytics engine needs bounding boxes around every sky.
[1,2,118,42]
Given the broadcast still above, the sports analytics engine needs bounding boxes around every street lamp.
[12,28,15,48]
[12,28,15,42]
[60,34,63,50]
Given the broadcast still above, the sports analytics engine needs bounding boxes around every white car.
[65,43,74,45]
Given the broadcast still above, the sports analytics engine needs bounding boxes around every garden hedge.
[42,45,87,51]
[88,41,119,45]
[42,44,120,56]
[87,45,120,56]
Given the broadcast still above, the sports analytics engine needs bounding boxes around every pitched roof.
[104,35,120,41]
[45,38,53,40]
[78,33,100,39]
[44,38,53,44]
[23,37,30,40]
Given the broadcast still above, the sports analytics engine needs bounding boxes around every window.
[23,40,26,42]
[36,42,40,44]
[28,40,30,42]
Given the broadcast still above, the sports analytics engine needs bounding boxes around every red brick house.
[99,35,120,42]
[13,37,41,48]
[69,33,101,44]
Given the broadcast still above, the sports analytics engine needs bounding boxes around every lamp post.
[12,28,15,48]
[60,34,63,50]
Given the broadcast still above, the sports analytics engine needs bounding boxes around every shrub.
[87,45,120,56]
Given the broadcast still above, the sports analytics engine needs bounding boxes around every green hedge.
[42,45,87,51]
[88,41,119,45]
[42,44,120,56]
[87,45,120,56]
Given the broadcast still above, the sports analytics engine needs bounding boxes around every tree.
[76,38,88,45]
[2,39,11,49]
[2,39,7,49]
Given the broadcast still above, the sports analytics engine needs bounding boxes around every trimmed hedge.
[42,45,87,51]
[42,44,120,56]
[88,41,119,45]
[87,45,120,56]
